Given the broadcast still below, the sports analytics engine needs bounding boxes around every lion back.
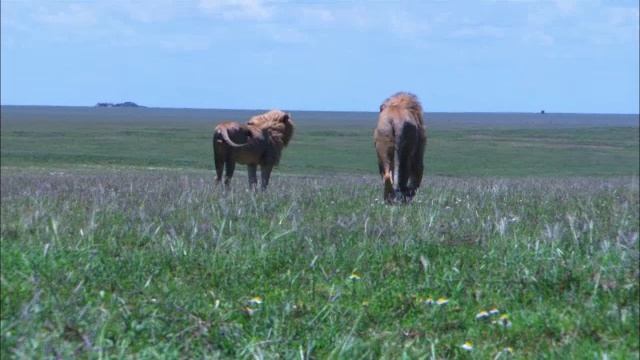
[379,92,424,128]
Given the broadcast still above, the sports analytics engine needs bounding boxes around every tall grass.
[1,170,638,358]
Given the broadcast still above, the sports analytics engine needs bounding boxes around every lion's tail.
[215,127,247,148]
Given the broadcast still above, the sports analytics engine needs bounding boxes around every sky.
[1,0,639,113]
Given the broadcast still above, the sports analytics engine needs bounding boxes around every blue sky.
[1,0,638,113]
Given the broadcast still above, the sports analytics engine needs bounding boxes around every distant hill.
[95,102,144,108]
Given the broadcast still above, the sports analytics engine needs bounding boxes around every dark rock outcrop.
[95,102,144,108]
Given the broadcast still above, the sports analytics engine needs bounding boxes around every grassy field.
[1,106,639,358]
[1,106,638,177]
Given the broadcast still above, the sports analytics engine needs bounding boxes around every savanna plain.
[1,106,639,359]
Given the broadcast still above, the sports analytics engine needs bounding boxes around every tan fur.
[374,92,427,203]
[213,110,295,188]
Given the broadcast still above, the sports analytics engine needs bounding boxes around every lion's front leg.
[247,164,258,188]
[260,165,273,189]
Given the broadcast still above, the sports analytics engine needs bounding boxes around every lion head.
[246,110,295,147]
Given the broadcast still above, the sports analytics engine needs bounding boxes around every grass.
[1,106,638,177]
[1,171,638,358]
[1,106,639,358]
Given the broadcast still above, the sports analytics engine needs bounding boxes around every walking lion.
[374,92,427,203]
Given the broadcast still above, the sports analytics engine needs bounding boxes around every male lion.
[374,92,427,203]
[213,110,294,189]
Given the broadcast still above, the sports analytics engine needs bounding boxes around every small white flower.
[436,297,449,305]
[349,273,360,281]
[489,308,500,315]
[502,347,514,354]
[424,297,434,305]
[496,314,512,327]
[248,296,263,305]
[461,342,473,351]
[244,306,258,316]
[476,310,489,319]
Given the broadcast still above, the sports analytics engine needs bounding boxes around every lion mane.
[246,110,295,162]
[374,92,427,203]
[213,110,295,189]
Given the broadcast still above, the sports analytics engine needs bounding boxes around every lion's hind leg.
[404,148,424,202]
[248,164,258,189]
[223,158,235,187]
[383,171,394,203]
[214,142,225,186]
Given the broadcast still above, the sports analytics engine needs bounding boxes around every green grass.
[1,171,638,358]
[1,106,638,177]
[1,106,639,358]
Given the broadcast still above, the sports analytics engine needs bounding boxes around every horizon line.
[1,104,639,116]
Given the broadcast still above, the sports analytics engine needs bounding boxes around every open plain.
[1,106,638,358]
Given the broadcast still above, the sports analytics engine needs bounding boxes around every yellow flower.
[362,301,369,307]
[436,297,449,305]
[293,301,305,312]
[503,347,514,353]
[248,296,263,305]
[349,273,360,280]
[461,341,473,351]
[476,310,489,319]
[489,308,499,315]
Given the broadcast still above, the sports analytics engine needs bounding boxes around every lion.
[213,110,294,189]
[374,92,427,203]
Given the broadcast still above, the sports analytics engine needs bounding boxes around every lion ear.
[282,113,290,122]
[380,104,386,112]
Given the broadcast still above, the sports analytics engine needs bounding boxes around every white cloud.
[389,10,430,36]
[35,3,98,27]
[260,24,308,44]
[607,6,639,29]
[345,5,372,32]
[121,0,180,23]
[4,0,636,55]
[553,0,578,14]
[590,6,640,45]
[523,31,555,47]
[198,0,272,20]
[450,25,505,40]
[161,34,213,51]
[301,8,334,24]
